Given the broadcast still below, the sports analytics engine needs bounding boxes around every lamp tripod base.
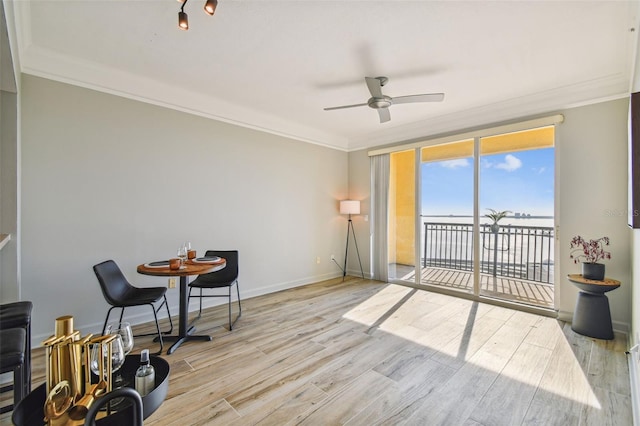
[342,216,365,281]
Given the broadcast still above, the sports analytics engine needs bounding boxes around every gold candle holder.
[42,315,116,425]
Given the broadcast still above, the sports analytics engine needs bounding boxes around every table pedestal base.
[154,326,211,354]
[571,292,614,340]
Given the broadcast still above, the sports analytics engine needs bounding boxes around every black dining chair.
[187,250,241,330]
[0,301,33,399]
[93,260,173,354]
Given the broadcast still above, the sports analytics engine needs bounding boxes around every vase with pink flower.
[569,235,611,281]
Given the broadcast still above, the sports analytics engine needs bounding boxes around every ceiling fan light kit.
[178,0,217,30]
[324,76,445,123]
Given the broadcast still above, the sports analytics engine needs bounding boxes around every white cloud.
[481,159,493,169]
[532,166,546,174]
[495,154,522,172]
[440,158,469,169]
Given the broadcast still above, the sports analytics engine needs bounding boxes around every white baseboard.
[345,268,372,279]
[31,271,344,347]
[557,310,572,322]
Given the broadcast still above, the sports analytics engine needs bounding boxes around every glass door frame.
[381,118,562,315]
[410,137,482,295]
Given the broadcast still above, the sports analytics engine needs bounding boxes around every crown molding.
[17,43,632,155]
[347,72,631,152]
[11,0,636,154]
[19,44,351,152]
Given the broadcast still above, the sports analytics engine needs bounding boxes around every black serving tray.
[12,354,169,426]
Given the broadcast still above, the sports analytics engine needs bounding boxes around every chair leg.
[153,296,173,334]
[150,303,163,355]
[228,286,232,330]
[25,323,31,395]
[118,308,125,325]
[163,295,174,334]
[198,289,203,319]
[102,306,118,335]
[14,364,24,406]
[236,281,242,318]
[230,281,242,331]
[132,298,173,339]
[0,364,26,414]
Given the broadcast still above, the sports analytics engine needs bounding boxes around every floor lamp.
[340,200,365,281]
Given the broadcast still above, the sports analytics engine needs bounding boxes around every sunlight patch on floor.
[341,283,602,410]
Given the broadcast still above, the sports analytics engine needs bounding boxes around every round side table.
[567,274,620,340]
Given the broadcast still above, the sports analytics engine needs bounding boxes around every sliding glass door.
[386,125,556,310]
[478,129,555,308]
[420,140,474,292]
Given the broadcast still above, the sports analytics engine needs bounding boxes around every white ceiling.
[10,0,640,151]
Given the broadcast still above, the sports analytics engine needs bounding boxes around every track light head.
[204,0,217,16]
[178,11,189,30]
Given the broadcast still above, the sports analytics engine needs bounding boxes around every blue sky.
[421,147,554,216]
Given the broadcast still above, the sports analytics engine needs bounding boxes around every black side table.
[12,354,169,426]
[568,274,620,340]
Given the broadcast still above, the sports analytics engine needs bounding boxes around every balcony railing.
[423,222,554,284]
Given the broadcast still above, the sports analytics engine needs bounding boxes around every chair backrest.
[200,250,239,284]
[84,386,144,426]
[93,260,135,307]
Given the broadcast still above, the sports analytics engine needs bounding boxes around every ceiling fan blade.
[392,93,445,104]
[377,108,391,123]
[323,102,368,111]
[365,77,384,98]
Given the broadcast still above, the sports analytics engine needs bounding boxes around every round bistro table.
[137,259,225,354]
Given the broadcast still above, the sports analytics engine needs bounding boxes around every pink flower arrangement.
[569,236,611,264]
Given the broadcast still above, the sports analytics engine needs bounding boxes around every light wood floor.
[10,277,632,425]
[397,265,555,309]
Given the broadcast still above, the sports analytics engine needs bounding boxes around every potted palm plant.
[485,209,511,233]
[569,235,611,280]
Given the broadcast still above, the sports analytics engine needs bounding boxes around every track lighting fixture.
[178,0,189,30]
[204,0,217,16]
[177,0,217,30]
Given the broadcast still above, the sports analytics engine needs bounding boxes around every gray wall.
[21,75,348,342]
[349,98,632,330]
[556,99,631,329]
[0,0,19,303]
[16,74,636,341]
[1,89,18,302]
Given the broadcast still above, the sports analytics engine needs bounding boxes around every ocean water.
[421,215,554,228]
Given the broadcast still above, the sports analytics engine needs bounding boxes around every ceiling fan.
[323,76,444,123]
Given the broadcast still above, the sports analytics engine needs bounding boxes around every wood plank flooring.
[7,277,631,425]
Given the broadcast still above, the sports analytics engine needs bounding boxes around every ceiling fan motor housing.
[368,96,392,109]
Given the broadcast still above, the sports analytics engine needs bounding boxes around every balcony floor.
[392,264,554,309]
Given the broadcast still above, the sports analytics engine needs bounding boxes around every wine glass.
[106,322,134,356]
[177,244,188,268]
[105,323,134,386]
[90,335,125,409]
[90,335,125,381]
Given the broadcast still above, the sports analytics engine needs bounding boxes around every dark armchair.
[93,260,173,354]
[187,250,241,330]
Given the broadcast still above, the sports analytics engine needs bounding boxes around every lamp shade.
[340,200,360,215]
